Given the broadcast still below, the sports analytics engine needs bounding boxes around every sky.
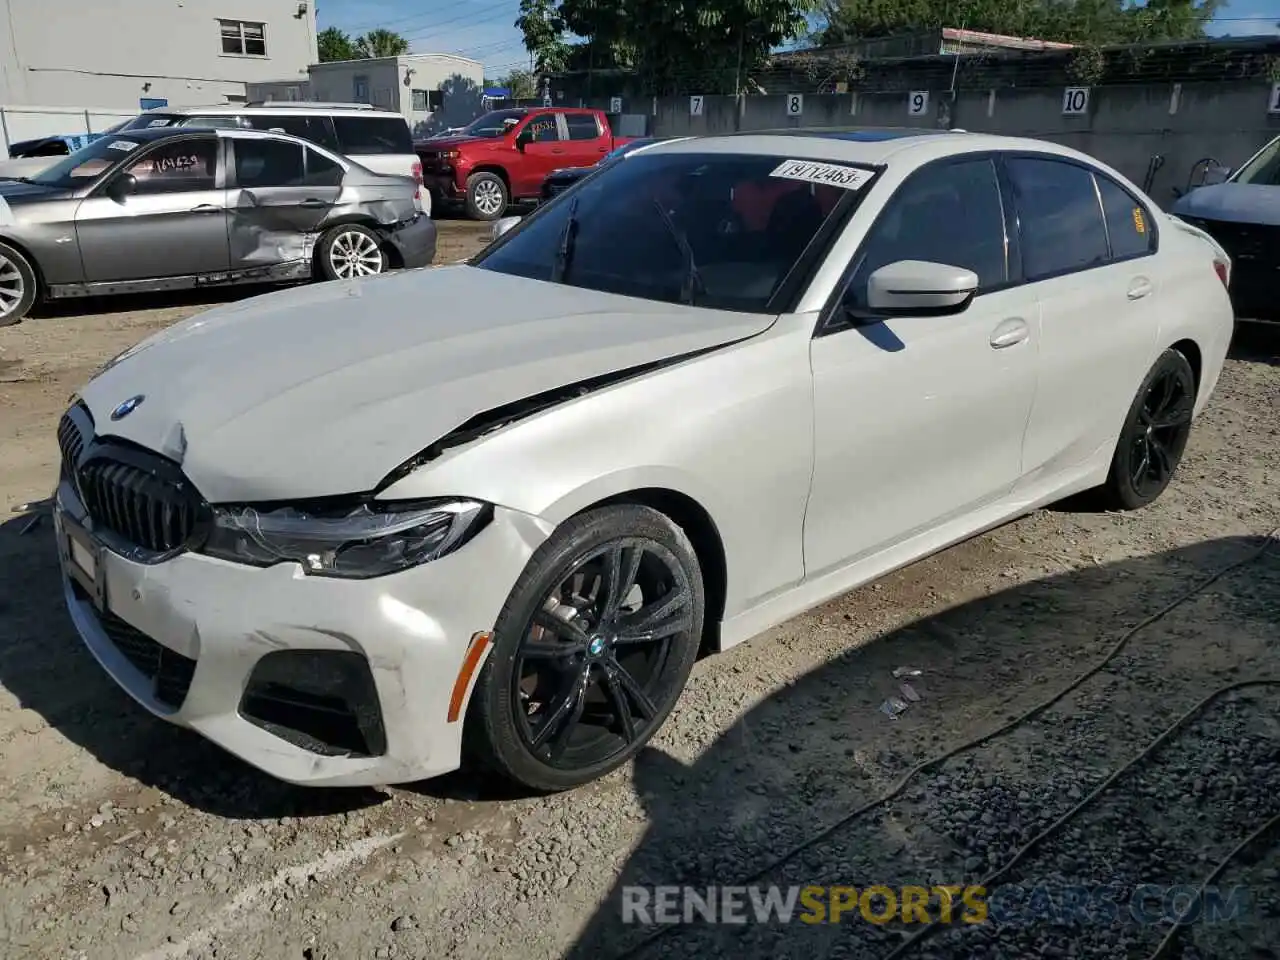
[316,0,1280,79]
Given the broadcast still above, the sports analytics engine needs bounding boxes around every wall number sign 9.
[1062,87,1090,115]
[786,94,803,116]
[689,95,703,116]
[908,91,929,116]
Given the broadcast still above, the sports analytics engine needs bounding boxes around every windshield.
[27,135,146,188]
[461,110,525,138]
[1232,136,1280,186]
[474,152,868,313]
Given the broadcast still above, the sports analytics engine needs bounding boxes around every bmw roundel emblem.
[110,395,146,421]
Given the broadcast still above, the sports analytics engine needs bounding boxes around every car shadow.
[561,533,1280,960]
[0,510,384,821]
[29,283,290,321]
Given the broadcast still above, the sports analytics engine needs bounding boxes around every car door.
[1001,155,1162,483]
[74,135,229,282]
[512,112,567,197]
[227,136,343,272]
[561,112,609,167]
[804,156,1041,577]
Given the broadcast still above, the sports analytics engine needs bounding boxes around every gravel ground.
[0,232,1277,960]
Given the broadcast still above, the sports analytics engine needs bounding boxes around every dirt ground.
[0,221,1277,960]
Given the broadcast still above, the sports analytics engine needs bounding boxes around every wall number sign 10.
[689,95,704,116]
[786,94,803,116]
[908,91,929,116]
[1269,82,1280,115]
[1062,87,1090,115]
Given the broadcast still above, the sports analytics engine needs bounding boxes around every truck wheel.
[466,172,508,221]
[0,241,38,327]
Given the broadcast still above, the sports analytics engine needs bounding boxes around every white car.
[53,129,1234,792]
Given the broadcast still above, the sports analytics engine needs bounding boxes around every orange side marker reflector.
[447,632,491,722]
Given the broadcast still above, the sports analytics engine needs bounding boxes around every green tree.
[517,0,572,72]
[497,68,540,98]
[355,28,412,58]
[317,26,357,62]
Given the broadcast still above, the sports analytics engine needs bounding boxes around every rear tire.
[317,224,388,281]
[0,241,38,327]
[466,505,704,793]
[1098,348,1197,510]
[465,172,508,221]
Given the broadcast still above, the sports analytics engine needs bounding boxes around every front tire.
[465,172,508,221]
[1099,348,1197,510]
[467,505,705,792]
[317,224,388,281]
[0,241,38,327]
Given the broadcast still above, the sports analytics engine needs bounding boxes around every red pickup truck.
[415,107,633,220]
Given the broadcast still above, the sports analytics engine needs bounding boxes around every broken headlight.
[201,499,491,579]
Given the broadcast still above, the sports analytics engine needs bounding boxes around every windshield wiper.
[551,195,580,283]
[650,198,705,306]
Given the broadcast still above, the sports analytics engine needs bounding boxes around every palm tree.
[355,29,410,58]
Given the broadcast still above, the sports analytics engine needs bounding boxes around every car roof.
[642,128,1104,169]
[94,125,351,160]
[144,104,396,118]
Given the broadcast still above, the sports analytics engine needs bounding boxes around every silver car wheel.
[0,253,24,319]
[328,230,384,279]
[473,179,504,217]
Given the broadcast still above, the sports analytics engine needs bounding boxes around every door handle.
[1127,277,1153,300]
[189,204,220,214]
[552,148,564,154]
[298,198,328,208]
[989,317,1029,349]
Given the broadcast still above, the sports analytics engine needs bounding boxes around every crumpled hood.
[80,266,772,503]
[1170,182,1280,227]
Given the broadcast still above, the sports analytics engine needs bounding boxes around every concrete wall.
[251,55,486,138]
[571,81,1280,205]
[0,0,317,108]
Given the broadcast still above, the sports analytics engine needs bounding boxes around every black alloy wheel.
[1102,348,1197,510]
[468,505,704,792]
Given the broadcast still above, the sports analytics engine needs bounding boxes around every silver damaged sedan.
[53,130,1234,791]
[0,126,436,325]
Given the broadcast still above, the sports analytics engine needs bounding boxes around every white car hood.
[79,266,771,502]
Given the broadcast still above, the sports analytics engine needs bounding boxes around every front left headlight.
[200,499,491,579]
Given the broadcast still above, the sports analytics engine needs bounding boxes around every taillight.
[1213,259,1229,287]
[411,160,423,184]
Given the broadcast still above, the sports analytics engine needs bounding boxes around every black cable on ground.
[1147,808,1280,960]
[879,679,1280,960]
[609,526,1280,960]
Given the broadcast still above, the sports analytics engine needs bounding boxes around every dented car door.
[227,138,342,275]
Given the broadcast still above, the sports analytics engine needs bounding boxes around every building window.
[412,89,428,111]
[411,90,444,111]
[353,75,370,103]
[220,20,266,56]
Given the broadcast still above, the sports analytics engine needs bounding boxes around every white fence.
[1,104,140,157]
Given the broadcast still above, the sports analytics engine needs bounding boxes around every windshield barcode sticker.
[107,140,138,151]
[770,159,873,190]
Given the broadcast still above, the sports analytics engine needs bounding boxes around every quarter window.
[124,139,218,194]
[232,138,305,188]
[1096,175,1154,259]
[564,114,601,140]
[842,158,1007,313]
[220,20,266,56]
[1005,157,1109,280]
[332,116,413,155]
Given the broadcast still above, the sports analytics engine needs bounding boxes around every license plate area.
[63,513,107,612]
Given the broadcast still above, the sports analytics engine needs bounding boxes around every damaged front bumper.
[382,212,437,270]
[53,478,548,787]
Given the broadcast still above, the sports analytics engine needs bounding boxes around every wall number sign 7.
[1270,82,1280,115]
[1062,87,1090,115]
[786,94,803,116]
[689,95,704,117]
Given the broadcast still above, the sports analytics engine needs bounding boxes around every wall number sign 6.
[689,95,703,116]
[1062,87,1090,115]
[1269,82,1280,115]
[907,91,929,116]
[609,96,622,113]
[786,94,803,116]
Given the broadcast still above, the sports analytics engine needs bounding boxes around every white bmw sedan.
[53,130,1234,792]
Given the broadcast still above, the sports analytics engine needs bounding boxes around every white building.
[248,54,485,138]
[0,0,318,109]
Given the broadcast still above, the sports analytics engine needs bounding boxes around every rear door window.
[243,114,340,151]
[1005,156,1109,280]
[232,138,305,188]
[332,115,412,155]
[564,113,601,140]
[305,148,344,187]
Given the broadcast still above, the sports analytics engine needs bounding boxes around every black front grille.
[95,602,197,708]
[57,404,208,557]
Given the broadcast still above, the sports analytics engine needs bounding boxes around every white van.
[119,102,428,213]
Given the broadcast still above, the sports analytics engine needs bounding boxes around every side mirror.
[515,128,532,151]
[490,215,521,241]
[865,260,978,316]
[106,172,137,201]
[1201,164,1231,186]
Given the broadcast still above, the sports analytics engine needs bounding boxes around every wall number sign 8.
[786,94,803,116]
